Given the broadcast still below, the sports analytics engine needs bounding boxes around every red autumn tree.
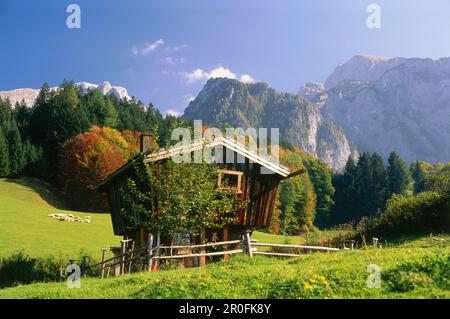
[60,126,138,211]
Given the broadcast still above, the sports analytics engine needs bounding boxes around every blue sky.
[1,0,450,115]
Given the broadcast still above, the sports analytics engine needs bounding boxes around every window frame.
[217,169,243,194]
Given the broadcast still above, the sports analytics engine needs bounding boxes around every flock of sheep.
[48,213,92,223]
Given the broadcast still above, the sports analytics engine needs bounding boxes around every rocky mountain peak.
[324,54,405,89]
[183,78,355,170]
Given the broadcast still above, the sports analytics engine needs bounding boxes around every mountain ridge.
[183,78,356,170]
[0,81,130,107]
[301,55,450,164]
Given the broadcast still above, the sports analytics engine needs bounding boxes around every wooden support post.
[223,226,230,261]
[120,240,126,275]
[128,241,135,274]
[244,230,253,258]
[147,233,154,271]
[156,230,161,268]
[100,248,107,279]
[199,228,206,266]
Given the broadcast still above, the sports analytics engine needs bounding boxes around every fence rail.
[252,243,340,251]
[94,231,341,279]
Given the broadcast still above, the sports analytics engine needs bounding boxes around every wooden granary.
[98,134,299,247]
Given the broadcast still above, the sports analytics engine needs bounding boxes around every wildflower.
[304,283,314,290]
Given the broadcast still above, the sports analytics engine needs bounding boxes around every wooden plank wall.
[106,146,283,236]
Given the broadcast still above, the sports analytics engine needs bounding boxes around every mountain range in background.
[183,78,356,170]
[2,55,449,170]
[184,54,450,169]
[0,81,130,106]
[301,55,450,165]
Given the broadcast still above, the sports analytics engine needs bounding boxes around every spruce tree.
[0,128,10,176]
[387,151,411,195]
[7,121,25,176]
[370,153,388,211]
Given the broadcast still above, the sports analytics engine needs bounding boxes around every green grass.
[0,177,448,299]
[252,229,353,246]
[0,236,448,299]
[0,178,121,259]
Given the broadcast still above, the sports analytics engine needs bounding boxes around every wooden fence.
[92,231,342,278]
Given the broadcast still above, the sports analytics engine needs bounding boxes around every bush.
[0,251,99,288]
[357,191,450,239]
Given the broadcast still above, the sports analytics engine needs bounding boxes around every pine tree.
[7,121,25,176]
[370,153,388,211]
[410,160,427,193]
[387,151,411,196]
[0,128,10,177]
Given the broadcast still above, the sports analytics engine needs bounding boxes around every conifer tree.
[7,121,25,176]
[387,151,411,195]
[0,129,10,177]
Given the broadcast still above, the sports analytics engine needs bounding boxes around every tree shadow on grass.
[4,177,69,210]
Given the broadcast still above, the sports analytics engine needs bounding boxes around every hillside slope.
[0,178,120,258]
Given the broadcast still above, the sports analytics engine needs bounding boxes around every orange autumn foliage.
[60,126,142,211]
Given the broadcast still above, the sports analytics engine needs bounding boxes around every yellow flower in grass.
[304,283,314,290]
[310,279,316,283]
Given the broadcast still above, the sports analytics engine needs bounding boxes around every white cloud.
[183,66,255,85]
[132,39,164,56]
[184,68,209,84]
[165,56,186,65]
[183,94,196,103]
[208,67,237,80]
[142,39,164,55]
[240,74,256,84]
[167,44,188,52]
[166,109,181,117]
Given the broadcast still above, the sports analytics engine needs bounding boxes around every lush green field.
[0,236,448,299]
[0,178,120,258]
[0,177,448,299]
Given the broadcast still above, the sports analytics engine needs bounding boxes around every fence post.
[244,230,253,258]
[100,248,107,279]
[223,226,230,261]
[156,230,161,269]
[120,240,126,275]
[128,240,135,274]
[147,233,154,271]
[199,228,206,266]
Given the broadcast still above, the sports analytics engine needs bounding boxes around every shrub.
[357,191,450,239]
[0,251,99,288]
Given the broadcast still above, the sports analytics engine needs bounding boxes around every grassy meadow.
[0,177,448,299]
[0,178,120,258]
[0,235,448,299]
